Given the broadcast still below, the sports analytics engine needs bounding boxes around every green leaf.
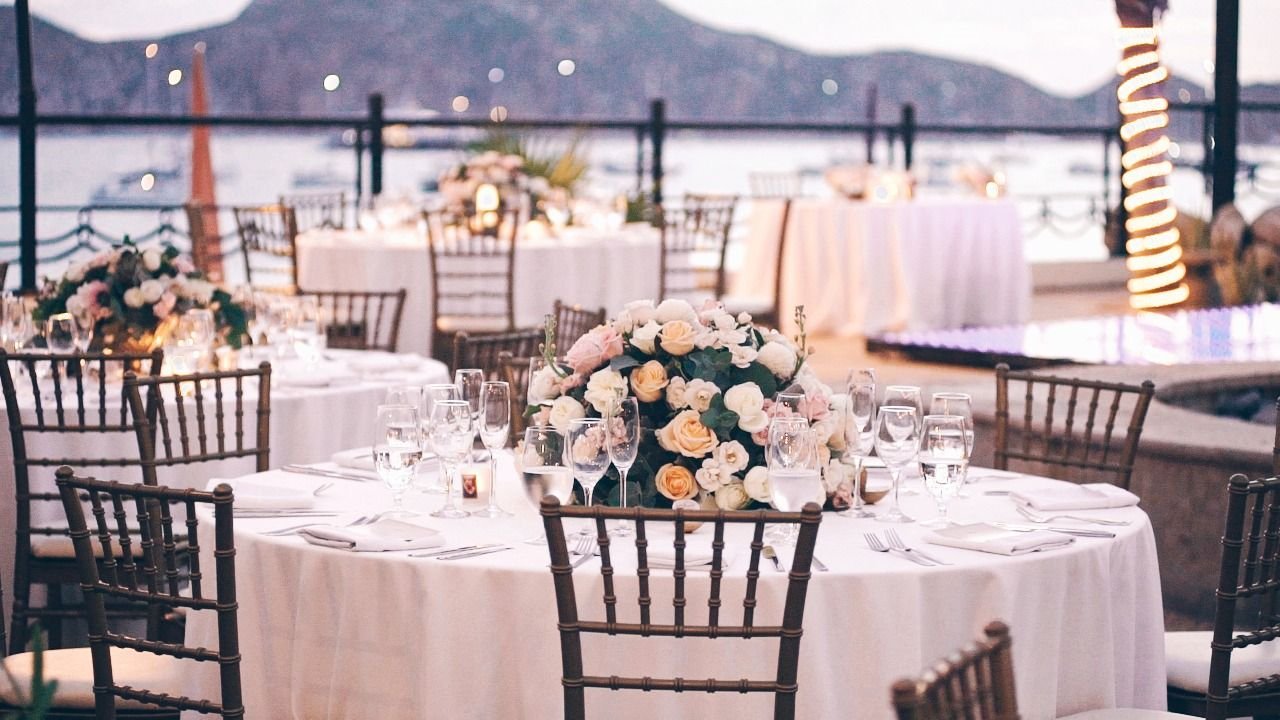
[609,355,640,372]
[730,362,777,398]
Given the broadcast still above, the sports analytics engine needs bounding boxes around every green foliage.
[469,130,589,192]
[2,624,57,720]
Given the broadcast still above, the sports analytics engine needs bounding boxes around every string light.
[1117,25,1188,309]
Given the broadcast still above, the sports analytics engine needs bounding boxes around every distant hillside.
[0,0,1273,141]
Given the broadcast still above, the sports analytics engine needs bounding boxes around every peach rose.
[657,409,719,458]
[658,320,697,356]
[655,463,698,501]
[630,360,669,402]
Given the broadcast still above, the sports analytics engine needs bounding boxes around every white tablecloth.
[734,198,1031,336]
[187,462,1165,719]
[297,224,661,356]
[0,350,450,631]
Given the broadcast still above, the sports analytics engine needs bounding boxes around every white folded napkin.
[1010,482,1139,511]
[206,474,318,511]
[926,522,1074,556]
[297,518,444,552]
[647,535,735,569]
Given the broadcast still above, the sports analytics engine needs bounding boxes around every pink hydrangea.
[564,325,624,374]
[74,280,111,320]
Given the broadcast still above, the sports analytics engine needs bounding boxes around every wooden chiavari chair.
[55,468,243,719]
[296,288,407,352]
[891,621,1019,720]
[994,364,1155,490]
[424,208,521,363]
[232,204,300,293]
[0,260,10,289]
[658,195,738,303]
[552,299,605,349]
[497,351,535,436]
[451,329,542,380]
[0,350,164,653]
[279,191,345,233]
[540,497,823,720]
[1273,397,1278,477]
[748,172,802,199]
[723,197,792,328]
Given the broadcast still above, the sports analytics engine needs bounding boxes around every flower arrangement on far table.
[32,240,248,352]
[437,150,538,213]
[524,299,849,511]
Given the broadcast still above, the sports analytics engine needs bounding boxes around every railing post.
[1201,104,1215,197]
[634,125,646,195]
[354,125,365,210]
[1212,0,1240,210]
[900,103,916,171]
[649,99,665,207]
[368,93,385,197]
[16,0,38,292]
[1114,119,1130,257]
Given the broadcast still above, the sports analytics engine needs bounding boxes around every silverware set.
[281,464,378,482]
[864,530,949,566]
[259,509,399,536]
[1014,505,1130,526]
[410,544,511,560]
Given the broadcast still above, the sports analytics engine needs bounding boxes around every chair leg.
[44,582,65,650]
[564,686,585,720]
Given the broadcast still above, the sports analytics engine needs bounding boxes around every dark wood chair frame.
[552,300,606,350]
[232,204,300,292]
[424,209,521,362]
[994,363,1155,490]
[55,468,244,719]
[540,497,822,720]
[1167,474,1280,720]
[295,288,408,352]
[657,196,738,302]
[278,191,346,233]
[0,350,163,654]
[497,351,534,437]
[890,621,1019,720]
[451,329,543,380]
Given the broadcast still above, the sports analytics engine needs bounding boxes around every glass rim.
[931,391,972,400]
[884,384,921,392]
[880,404,917,413]
[922,413,966,423]
[568,416,604,427]
[376,402,417,411]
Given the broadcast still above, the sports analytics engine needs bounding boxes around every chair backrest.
[890,621,1019,720]
[123,364,272,488]
[497,351,534,436]
[1273,397,1278,477]
[232,204,299,292]
[279,191,346,233]
[762,197,793,325]
[993,363,1155,490]
[658,196,738,302]
[748,172,802,199]
[451,329,543,380]
[424,208,521,355]
[55,467,243,719]
[0,260,9,289]
[297,288,408,352]
[552,299,606,349]
[540,497,822,720]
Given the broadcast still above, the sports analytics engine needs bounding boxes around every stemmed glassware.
[874,405,921,523]
[385,384,424,408]
[372,404,424,515]
[44,314,76,354]
[606,395,640,537]
[773,390,806,418]
[883,385,923,493]
[69,309,94,354]
[417,383,461,494]
[2,295,33,351]
[840,381,877,519]
[454,368,485,461]
[767,416,822,545]
[473,380,513,518]
[919,414,969,528]
[567,417,610,540]
[520,426,574,544]
[846,367,877,392]
[290,297,325,363]
[428,399,473,519]
[931,392,975,496]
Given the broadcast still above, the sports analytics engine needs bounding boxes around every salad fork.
[885,528,951,565]
[260,509,394,536]
[1015,505,1130,526]
[570,534,597,568]
[864,532,933,566]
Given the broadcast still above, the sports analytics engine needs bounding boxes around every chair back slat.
[541,498,822,719]
[279,191,346,233]
[233,204,299,292]
[553,300,606,349]
[993,363,1155,489]
[297,288,408,352]
[56,468,244,719]
[658,196,738,303]
[451,329,543,378]
[498,352,535,436]
[891,621,1019,720]
[425,209,520,360]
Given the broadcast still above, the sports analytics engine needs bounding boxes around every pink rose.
[799,393,830,422]
[74,280,110,320]
[564,326,624,374]
[152,291,178,320]
[173,256,196,274]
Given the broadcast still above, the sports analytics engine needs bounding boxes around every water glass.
[290,296,325,362]
[520,426,573,544]
[874,405,921,523]
[846,367,877,393]
[773,390,806,419]
[372,404,423,513]
[473,380,513,518]
[883,385,923,426]
[567,418,610,538]
[385,384,424,407]
[840,382,877,519]
[429,399,473,519]
[44,314,76,354]
[767,417,821,545]
[606,395,641,536]
[69,309,94,353]
[919,414,969,528]
[931,392,975,495]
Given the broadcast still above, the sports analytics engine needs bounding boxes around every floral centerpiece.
[437,150,541,214]
[32,240,248,352]
[524,299,850,511]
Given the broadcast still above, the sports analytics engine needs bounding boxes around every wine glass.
[385,384,424,407]
[429,399,473,519]
[372,404,423,514]
[767,417,822,545]
[840,382,877,519]
[846,367,877,393]
[2,296,33,351]
[931,392,975,495]
[567,417,610,540]
[606,395,641,537]
[44,314,76,354]
[919,414,969,528]
[473,381,513,518]
[454,368,485,461]
[874,405,921,524]
[520,425,574,544]
[417,383,461,494]
[883,385,923,491]
[773,390,805,416]
[69,308,94,354]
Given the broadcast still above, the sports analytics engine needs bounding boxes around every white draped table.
[734,198,1032,336]
[187,461,1165,719]
[297,224,662,356]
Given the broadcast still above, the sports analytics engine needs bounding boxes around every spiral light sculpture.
[1117,25,1188,309]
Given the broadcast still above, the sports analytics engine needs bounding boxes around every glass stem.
[851,457,866,510]
[617,467,629,511]
[486,452,499,511]
[890,467,903,514]
[443,462,457,510]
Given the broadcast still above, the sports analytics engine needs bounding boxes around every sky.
[7,0,1278,97]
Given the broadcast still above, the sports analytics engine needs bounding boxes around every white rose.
[682,378,720,413]
[695,458,729,493]
[723,382,768,433]
[528,365,564,405]
[757,341,798,378]
[624,300,656,327]
[714,481,751,511]
[713,440,750,473]
[65,296,85,317]
[123,287,146,309]
[665,376,688,409]
[654,298,698,324]
[139,278,165,303]
[142,248,163,272]
[743,466,771,502]
[712,312,737,331]
[548,396,586,434]
[822,460,846,495]
[737,312,753,325]
[186,279,216,305]
[630,321,661,354]
[583,368,628,414]
[728,343,758,368]
[65,263,87,283]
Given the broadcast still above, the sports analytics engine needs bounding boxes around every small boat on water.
[90,166,186,206]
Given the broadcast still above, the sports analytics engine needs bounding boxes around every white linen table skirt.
[297,224,661,356]
[734,197,1032,336]
[185,463,1165,720]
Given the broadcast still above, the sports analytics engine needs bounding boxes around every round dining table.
[186,459,1167,720]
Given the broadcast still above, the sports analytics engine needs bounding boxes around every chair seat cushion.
[0,647,184,709]
[436,315,510,333]
[1059,710,1195,719]
[31,534,145,559]
[1165,630,1280,694]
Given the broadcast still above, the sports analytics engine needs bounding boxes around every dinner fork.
[570,534,597,568]
[885,528,951,566]
[1015,505,1130,526]
[260,509,393,536]
[864,532,934,566]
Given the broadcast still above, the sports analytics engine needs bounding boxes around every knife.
[409,543,498,558]
[281,464,378,482]
[810,554,829,572]
[992,522,1115,538]
[762,545,786,572]
[437,545,512,561]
